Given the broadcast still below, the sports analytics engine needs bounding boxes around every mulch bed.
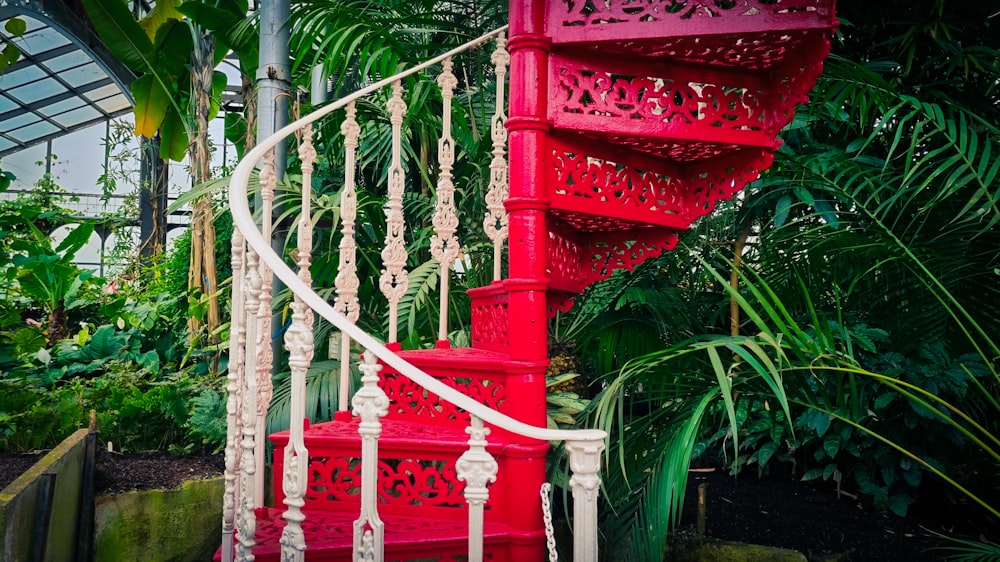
[0,452,44,490]
[679,467,996,561]
[93,448,225,494]
[0,449,224,494]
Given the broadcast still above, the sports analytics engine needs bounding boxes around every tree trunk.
[47,299,68,347]
[187,32,221,342]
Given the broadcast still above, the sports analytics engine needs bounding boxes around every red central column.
[499,4,551,560]
[505,1,550,374]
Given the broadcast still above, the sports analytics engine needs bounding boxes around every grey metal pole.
[257,0,290,374]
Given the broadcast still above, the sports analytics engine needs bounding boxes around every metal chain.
[540,483,559,562]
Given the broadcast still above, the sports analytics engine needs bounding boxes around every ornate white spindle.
[484,33,510,282]
[221,229,247,562]
[335,102,362,413]
[236,242,262,560]
[278,125,317,562]
[254,150,277,508]
[566,439,605,562]
[455,416,499,562]
[431,58,461,343]
[352,352,389,562]
[380,80,409,344]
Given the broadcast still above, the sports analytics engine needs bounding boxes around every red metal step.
[219,508,536,562]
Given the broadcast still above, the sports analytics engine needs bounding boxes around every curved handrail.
[229,26,606,445]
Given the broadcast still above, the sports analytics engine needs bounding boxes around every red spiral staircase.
[236,2,836,560]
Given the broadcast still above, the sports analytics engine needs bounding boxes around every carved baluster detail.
[380,80,409,344]
[254,149,277,508]
[278,124,317,562]
[566,439,605,562]
[236,242,262,560]
[335,102,362,413]
[484,33,510,282]
[456,415,499,562]
[222,229,247,562]
[352,352,389,562]
[431,58,461,343]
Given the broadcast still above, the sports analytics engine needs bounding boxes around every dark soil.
[3,452,995,560]
[679,468,997,561]
[0,452,44,489]
[0,449,224,494]
[92,449,225,494]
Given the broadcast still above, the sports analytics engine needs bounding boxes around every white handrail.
[228,26,606,446]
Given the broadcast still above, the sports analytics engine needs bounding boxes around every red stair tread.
[394,346,544,374]
[219,508,521,562]
[272,418,513,453]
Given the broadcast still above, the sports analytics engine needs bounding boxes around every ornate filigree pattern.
[601,30,818,70]
[569,130,744,162]
[380,374,505,422]
[552,0,830,39]
[254,149,277,509]
[456,416,499,562]
[278,124,318,562]
[685,149,773,221]
[221,229,246,562]
[589,230,680,280]
[236,245,261,561]
[554,62,767,133]
[469,287,510,351]
[550,149,686,229]
[352,352,388,562]
[431,58,461,342]
[303,456,466,511]
[380,81,409,344]
[484,33,510,281]
[335,102,362,413]
[546,225,588,294]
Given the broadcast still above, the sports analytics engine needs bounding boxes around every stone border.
[0,428,94,562]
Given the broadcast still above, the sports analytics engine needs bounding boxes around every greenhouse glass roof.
[0,2,135,158]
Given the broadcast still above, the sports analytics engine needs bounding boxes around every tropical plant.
[574,4,1000,560]
[81,0,258,339]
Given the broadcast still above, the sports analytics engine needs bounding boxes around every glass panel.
[39,97,86,117]
[0,138,14,152]
[43,51,93,73]
[59,64,106,88]
[1,65,47,86]
[3,113,41,130]
[0,94,17,113]
[84,84,120,102]
[95,94,131,113]
[8,78,65,103]
[9,121,60,142]
[53,124,109,195]
[51,106,101,127]
[20,28,72,54]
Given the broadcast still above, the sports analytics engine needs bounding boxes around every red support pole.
[501,4,551,561]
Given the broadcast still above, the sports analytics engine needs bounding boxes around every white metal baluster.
[278,124,317,561]
[236,242,261,561]
[380,80,409,344]
[455,415,499,562]
[431,58,461,343]
[335,102,362,413]
[254,150,277,508]
[484,33,510,282]
[352,352,389,562]
[565,439,605,562]
[222,229,247,562]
